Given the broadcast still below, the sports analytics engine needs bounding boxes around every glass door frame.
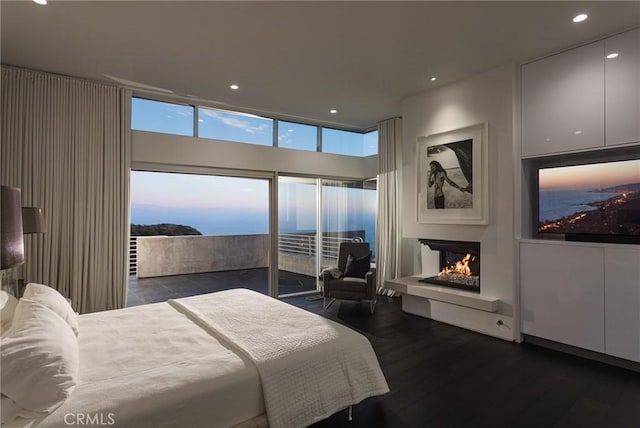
[276,175,322,298]
[131,162,279,297]
[276,174,378,298]
[130,165,377,300]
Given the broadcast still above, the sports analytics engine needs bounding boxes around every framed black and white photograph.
[417,123,488,225]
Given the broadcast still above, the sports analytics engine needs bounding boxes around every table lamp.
[1,186,25,295]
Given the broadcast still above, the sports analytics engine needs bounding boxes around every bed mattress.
[6,301,265,428]
[5,289,388,428]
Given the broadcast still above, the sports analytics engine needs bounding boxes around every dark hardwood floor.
[128,273,640,428]
[126,268,315,306]
[296,296,640,428]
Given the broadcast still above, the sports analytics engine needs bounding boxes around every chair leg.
[323,297,336,311]
[370,298,377,314]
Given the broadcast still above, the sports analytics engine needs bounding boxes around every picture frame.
[417,122,488,225]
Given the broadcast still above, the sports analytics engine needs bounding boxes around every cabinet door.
[605,247,640,362]
[605,28,640,146]
[521,41,605,157]
[520,242,604,352]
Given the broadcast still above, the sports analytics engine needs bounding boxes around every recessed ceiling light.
[33,0,47,4]
[230,84,239,90]
[606,53,619,59]
[330,109,337,114]
[430,77,437,81]
[572,13,588,23]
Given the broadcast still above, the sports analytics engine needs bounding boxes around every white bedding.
[4,289,388,428]
[5,301,265,428]
[170,289,389,428]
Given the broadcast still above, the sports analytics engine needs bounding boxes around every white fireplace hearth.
[385,238,512,341]
[384,276,511,340]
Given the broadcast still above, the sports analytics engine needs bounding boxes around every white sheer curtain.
[376,118,402,296]
[1,66,131,313]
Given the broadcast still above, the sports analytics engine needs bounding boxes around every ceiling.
[2,1,639,131]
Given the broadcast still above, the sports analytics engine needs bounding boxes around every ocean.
[131,205,377,255]
[539,190,621,222]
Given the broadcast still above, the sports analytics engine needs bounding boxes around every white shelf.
[384,276,500,313]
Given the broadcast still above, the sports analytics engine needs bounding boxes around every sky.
[539,159,640,191]
[131,97,377,156]
[130,171,269,212]
[131,171,376,244]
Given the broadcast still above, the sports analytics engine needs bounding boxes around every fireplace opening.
[419,239,480,293]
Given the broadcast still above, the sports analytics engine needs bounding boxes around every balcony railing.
[277,232,364,260]
[129,236,138,275]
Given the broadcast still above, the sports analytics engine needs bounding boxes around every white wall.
[132,131,378,179]
[400,64,517,321]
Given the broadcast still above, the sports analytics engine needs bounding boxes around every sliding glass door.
[128,170,271,306]
[277,177,319,296]
[321,179,377,267]
[128,171,377,303]
[276,176,377,297]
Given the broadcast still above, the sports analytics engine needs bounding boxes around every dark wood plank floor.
[127,268,315,306]
[128,273,640,428]
[286,296,640,428]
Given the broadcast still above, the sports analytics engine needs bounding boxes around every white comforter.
[170,289,389,428]
[5,289,388,428]
[5,301,265,428]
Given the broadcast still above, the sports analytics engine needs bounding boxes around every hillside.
[599,182,640,193]
[540,191,640,235]
[131,223,202,236]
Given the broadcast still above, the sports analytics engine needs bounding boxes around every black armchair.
[321,242,376,313]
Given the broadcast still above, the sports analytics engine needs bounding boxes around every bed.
[1,286,389,428]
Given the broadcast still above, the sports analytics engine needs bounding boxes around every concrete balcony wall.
[278,253,315,277]
[137,234,270,278]
[278,253,338,276]
[136,234,343,279]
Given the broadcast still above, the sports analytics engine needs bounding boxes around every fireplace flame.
[438,253,474,278]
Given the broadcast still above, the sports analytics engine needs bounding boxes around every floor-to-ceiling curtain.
[1,66,130,313]
[376,118,402,296]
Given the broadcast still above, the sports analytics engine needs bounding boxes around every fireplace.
[419,239,480,293]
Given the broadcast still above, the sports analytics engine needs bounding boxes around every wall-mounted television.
[538,158,640,244]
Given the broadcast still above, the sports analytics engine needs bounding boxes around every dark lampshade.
[1,186,25,270]
[22,207,46,234]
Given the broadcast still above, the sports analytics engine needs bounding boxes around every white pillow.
[0,299,79,421]
[0,290,19,333]
[22,283,79,336]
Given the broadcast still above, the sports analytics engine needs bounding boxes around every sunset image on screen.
[538,159,640,237]
[539,159,640,191]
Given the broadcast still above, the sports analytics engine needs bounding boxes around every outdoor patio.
[126,268,317,307]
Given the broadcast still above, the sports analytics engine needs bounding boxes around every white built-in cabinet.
[605,28,640,147]
[520,241,640,363]
[604,247,640,362]
[521,41,604,157]
[519,28,640,365]
[520,242,605,353]
[521,28,640,157]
